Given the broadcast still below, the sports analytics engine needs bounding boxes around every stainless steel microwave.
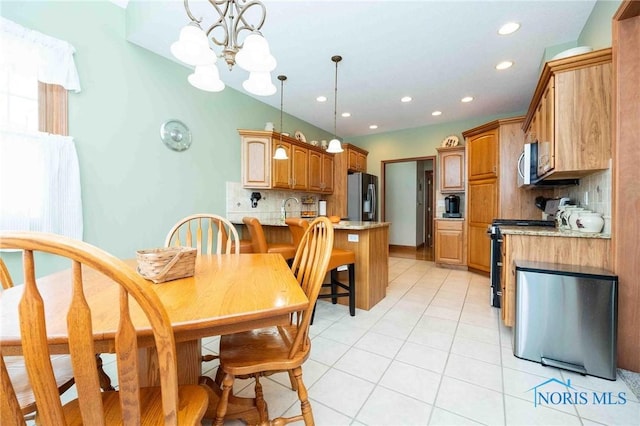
[517,141,580,188]
[517,142,538,187]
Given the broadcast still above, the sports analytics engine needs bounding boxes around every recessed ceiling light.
[316,96,327,102]
[461,96,474,103]
[498,22,520,35]
[432,111,442,116]
[369,125,378,130]
[401,96,412,103]
[341,112,351,117]
[496,61,514,70]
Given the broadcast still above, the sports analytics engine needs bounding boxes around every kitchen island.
[234,219,390,311]
[499,226,612,327]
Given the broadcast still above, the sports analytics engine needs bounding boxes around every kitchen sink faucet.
[281,197,299,220]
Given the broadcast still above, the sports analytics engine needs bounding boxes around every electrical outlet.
[583,191,589,206]
[347,234,359,242]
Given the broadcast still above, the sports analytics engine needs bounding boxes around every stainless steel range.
[487,219,556,308]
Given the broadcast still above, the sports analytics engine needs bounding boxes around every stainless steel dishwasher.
[513,260,618,380]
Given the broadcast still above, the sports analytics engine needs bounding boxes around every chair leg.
[291,366,314,426]
[213,372,234,426]
[330,269,338,304]
[95,354,115,391]
[348,263,355,317]
[287,369,299,391]
[254,374,269,423]
[310,302,317,325]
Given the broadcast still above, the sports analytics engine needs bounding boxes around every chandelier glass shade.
[171,0,277,96]
[326,55,344,154]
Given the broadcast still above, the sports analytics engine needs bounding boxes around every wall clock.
[160,119,192,152]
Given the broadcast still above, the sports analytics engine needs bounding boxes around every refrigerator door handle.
[368,183,376,220]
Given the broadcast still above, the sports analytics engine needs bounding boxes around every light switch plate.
[348,234,359,242]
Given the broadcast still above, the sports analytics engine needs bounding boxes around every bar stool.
[243,217,296,261]
[285,218,356,321]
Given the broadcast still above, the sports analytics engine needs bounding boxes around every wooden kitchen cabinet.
[463,117,546,273]
[435,219,465,266]
[436,146,465,193]
[523,48,612,180]
[309,150,334,193]
[467,129,498,181]
[347,146,367,172]
[325,143,369,218]
[240,130,331,193]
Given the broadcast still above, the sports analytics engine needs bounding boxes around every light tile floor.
[68,256,640,425]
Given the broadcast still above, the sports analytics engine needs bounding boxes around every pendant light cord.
[278,75,287,141]
[331,55,342,140]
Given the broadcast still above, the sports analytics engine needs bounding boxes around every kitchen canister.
[568,207,587,230]
[559,206,579,229]
[577,212,604,233]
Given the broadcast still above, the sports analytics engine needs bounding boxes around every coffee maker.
[443,194,461,218]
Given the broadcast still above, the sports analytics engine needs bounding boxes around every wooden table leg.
[138,339,265,423]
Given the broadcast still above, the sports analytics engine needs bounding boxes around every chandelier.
[170,0,277,96]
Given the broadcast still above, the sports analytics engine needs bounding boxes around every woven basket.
[136,246,197,283]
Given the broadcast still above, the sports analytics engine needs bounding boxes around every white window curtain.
[0,17,81,92]
[0,18,83,239]
[0,131,83,240]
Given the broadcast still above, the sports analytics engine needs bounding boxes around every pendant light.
[273,75,288,160]
[326,55,344,153]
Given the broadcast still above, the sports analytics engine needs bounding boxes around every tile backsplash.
[553,162,612,220]
[226,182,322,223]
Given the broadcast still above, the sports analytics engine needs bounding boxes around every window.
[0,17,82,239]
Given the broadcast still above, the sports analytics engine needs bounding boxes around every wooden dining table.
[0,253,308,422]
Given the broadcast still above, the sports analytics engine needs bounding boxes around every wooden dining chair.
[0,232,208,426]
[242,216,297,261]
[2,257,119,422]
[213,217,334,426]
[286,218,357,322]
[165,213,241,254]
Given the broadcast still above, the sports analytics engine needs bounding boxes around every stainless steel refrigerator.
[347,172,378,221]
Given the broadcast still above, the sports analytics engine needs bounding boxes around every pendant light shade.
[327,138,343,153]
[273,74,288,160]
[326,55,344,154]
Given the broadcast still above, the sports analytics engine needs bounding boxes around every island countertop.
[232,219,391,230]
[499,226,610,239]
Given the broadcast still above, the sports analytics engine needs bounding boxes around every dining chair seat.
[243,217,296,260]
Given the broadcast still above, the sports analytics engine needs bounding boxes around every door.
[424,170,434,248]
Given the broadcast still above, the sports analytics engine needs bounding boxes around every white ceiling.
[125,0,597,138]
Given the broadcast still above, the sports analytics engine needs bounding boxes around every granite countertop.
[499,226,611,239]
[436,217,465,221]
[233,218,390,230]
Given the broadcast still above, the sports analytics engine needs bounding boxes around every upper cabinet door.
[308,150,323,192]
[241,136,271,188]
[438,146,465,192]
[467,129,498,181]
[290,144,309,190]
[272,141,292,189]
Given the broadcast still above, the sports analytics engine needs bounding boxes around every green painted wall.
[0,1,332,280]
[579,0,621,49]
